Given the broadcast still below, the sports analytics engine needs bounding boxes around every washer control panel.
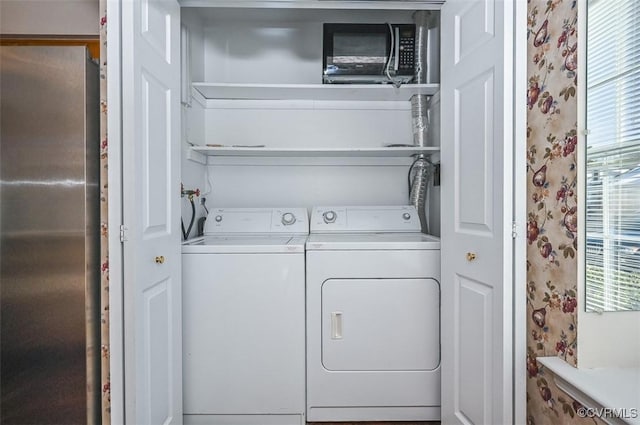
[310,205,421,233]
[204,207,309,235]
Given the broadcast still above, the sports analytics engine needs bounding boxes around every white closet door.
[440,0,516,423]
[121,0,182,423]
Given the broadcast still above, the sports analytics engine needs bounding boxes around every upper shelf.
[192,83,440,102]
[191,145,440,157]
[179,1,443,10]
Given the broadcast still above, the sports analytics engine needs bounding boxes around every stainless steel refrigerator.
[0,46,100,424]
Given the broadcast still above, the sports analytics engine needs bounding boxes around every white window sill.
[537,357,640,425]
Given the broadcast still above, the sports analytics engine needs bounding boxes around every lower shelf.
[190,146,440,158]
[192,82,440,102]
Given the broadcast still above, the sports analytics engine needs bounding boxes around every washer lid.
[182,235,307,254]
[306,232,440,251]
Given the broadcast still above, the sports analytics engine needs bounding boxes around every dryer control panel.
[310,205,421,233]
[204,207,309,235]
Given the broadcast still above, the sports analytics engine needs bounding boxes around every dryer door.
[321,278,440,371]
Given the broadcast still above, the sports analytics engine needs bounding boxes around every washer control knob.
[323,210,337,224]
[214,215,223,223]
[402,212,411,220]
[281,212,296,226]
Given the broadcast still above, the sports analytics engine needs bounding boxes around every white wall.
[578,311,640,368]
[205,160,411,211]
[0,0,99,36]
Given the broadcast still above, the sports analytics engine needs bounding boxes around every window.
[585,0,640,312]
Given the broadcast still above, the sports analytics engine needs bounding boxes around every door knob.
[155,256,165,264]
[466,252,477,261]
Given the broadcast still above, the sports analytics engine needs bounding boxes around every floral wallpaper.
[99,1,111,423]
[526,1,601,424]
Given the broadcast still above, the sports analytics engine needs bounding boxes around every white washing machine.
[182,207,308,425]
[306,205,441,422]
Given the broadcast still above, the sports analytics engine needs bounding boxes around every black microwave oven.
[323,23,416,84]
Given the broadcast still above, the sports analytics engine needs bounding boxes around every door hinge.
[512,222,518,239]
[120,225,128,243]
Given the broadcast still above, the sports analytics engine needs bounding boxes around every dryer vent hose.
[409,94,432,234]
[409,8,433,234]
[409,155,431,234]
[413,10,439,85]
[411,94,430,147]
[413,10,431,85]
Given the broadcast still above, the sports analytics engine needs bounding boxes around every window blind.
[586,0,640,312]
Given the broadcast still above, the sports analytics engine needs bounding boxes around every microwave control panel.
[398,28,416,72]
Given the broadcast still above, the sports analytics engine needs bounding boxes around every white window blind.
[586,0,640,312]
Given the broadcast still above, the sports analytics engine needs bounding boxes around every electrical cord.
[181,197,196,240]
[385,22,395,82]
[201,198,209,215]
[203,166,213,198]
[384,23,407,87]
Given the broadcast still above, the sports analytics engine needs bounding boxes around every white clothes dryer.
[182,207,308,425]
[306,205,441,422]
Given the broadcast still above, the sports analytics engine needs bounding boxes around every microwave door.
[323,24,390,79]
